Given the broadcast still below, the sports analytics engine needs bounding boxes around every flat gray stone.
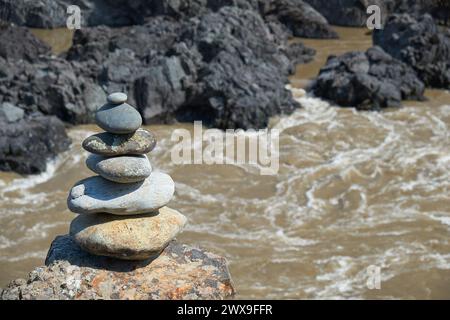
[82,129,157,156]
[95,102,142,134]
[0,102,24,123]
[86,154,151,183]
[70,207,187,260]
[67,171,175,215]
[107,92,127,104]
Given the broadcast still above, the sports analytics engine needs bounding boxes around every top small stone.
[107,92,127,104]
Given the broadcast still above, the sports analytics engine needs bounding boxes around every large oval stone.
[70,207,187,260]
[95,103,142,134]
[82,129,157,156]
[86,154,151,183]
[67,172,175,215]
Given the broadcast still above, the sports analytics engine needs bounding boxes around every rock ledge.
[0,235,235,300]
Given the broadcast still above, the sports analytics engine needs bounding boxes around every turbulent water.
[1,27,450,299]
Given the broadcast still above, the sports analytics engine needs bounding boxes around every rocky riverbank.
[304,0,450,27]
[1,0,449,175]
[0,1,339,175]
[309,46,425,110]
[309,11,449,108]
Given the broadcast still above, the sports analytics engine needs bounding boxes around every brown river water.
[0,27,449,299]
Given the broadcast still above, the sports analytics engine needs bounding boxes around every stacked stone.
[67,92,187,260]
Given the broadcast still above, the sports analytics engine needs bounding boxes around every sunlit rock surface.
[0,235,235,300]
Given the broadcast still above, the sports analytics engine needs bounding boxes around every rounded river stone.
[70,207,187,260]
[86,154,151,183]
[95,102,142,134]
[107,92,127,104]
[82,129,157,156]
[67,171,175,215]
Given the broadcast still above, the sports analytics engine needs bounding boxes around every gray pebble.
[86,154,152,183]
[107,92,127,104]
[95,102,142,134]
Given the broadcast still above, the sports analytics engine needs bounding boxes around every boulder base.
[70,207,187,260]
[0,235,235,300]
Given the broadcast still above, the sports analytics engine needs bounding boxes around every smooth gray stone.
[95,102,142,134]
[0,102,24,123]
[82,129,157,156]
[67,171,175,215]
[86,154,152,183]
[107,92,127,104]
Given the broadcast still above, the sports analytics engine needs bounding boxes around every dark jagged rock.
[0,114,71,174]
[0,24,104,124]
[393,0,450,25]
[65,17,181,62]
[0,56,105,124]
[0,0,69,28]
[373,13,450,88]
[304,0,391,27]
[148,6,299,129]
[64,7,307,129]
[0,2,321,174]
[264,0,338,38]
[1,0,337,40]
[1,0,334,35]
[285,42,317,66]
[0,235,235,300]
[304,0,450,27]
[0,24,51,61]
[0,25,72,174]
[309,46,425,110]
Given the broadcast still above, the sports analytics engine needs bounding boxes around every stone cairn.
[67,92,187,260]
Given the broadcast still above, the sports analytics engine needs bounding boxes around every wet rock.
[0,23,51,62]
[70,207,187,260]
[0,102,24,123]
[0,114,71,174]
[86,154,152,183]
[95,102,142,134]
[67,172,175,215]
[82,129,157,156]
[309,46,425,109]
[373,13,450,88]
[0,235,235,300]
